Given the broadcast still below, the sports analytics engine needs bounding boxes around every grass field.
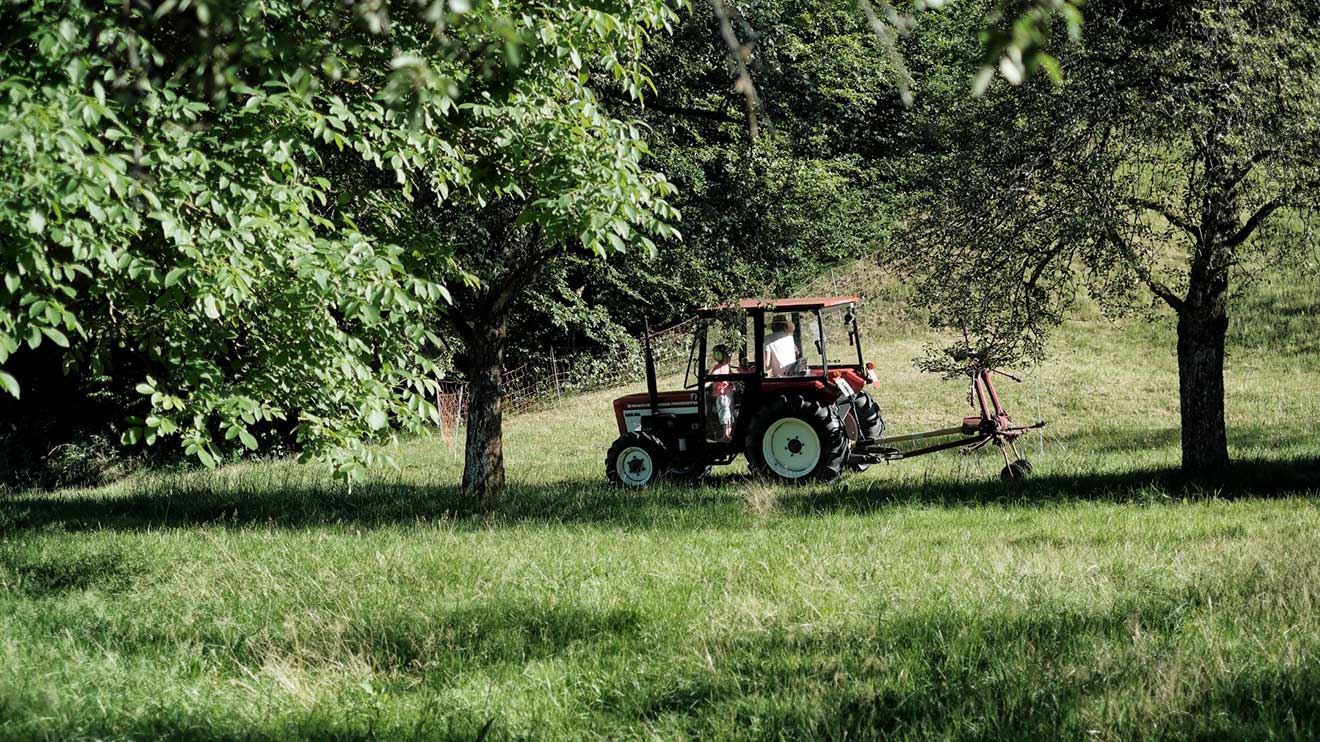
[2,269,1318,740]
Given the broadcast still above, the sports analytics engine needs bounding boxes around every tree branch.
[439,306,476,345]
[1126,197,1199,237]
[1104,227,1185,311]
[1024,240,1068,292]
[646,101,742,125]
[1225,150,1276,193]
[710,0,760,138]
[1224,199,1283,248]
[490,243,558,316]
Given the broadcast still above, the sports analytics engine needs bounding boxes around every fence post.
[550,345,561,399]
[453,384,465,461]
[440,382,451,440]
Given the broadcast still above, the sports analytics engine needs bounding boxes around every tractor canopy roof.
[696,296,860,316]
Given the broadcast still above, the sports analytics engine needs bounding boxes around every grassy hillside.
[1,260,1318,740]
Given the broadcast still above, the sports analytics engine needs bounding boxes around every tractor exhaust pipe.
[643,318,659,415]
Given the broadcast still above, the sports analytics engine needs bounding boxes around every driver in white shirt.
[763,316,799,376]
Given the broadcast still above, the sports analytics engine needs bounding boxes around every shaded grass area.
[1,267,1318,740]
[3,455,1319,534]
[3,449,1319,740]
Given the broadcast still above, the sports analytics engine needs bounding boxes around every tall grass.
[0,264,1317,740]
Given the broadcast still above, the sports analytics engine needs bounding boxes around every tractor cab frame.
[681,297,872,459]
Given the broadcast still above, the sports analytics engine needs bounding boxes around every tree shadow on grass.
[0,597,650,741]
[0,473,742,533]
[16,550,1320,741]
[1,456,1317,534]
[21,604,1320,742]
[1046,423,1319,457]
[785,455,1320,517]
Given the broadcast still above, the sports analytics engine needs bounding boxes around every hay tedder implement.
[605,296,1045,486]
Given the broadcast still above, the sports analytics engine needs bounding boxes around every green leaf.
[0,371,19,399]
[164,267,188,287]
[391,55,425,69]
[196,447,216,468]
[41,327,69,348]
[239,429,258,450]
[367,409,388,430]
[26,210,46,234]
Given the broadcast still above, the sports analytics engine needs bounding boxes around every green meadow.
[2,267,1318,740]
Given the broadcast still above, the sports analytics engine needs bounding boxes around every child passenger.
[710,344,735,440]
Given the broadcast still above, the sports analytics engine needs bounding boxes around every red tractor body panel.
[613,390,700,434]
[827,368,868,394]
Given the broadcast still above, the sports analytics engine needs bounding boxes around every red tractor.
[605,296,1043,486]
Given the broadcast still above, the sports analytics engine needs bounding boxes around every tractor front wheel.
[606,432,668,488]
[746,394,847,484]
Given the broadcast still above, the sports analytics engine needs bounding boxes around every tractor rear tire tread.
[746,393,848,484]
[852,392,885,441]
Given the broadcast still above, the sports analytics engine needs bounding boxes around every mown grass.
[1,264,1318,740]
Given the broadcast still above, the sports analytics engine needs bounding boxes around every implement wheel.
[746,394,847,484]
[1001,459,1031,481]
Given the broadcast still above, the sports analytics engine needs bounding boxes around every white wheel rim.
[762,418,821,478]
[616,446,655,486]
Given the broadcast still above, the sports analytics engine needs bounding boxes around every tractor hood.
[612,390,700,434]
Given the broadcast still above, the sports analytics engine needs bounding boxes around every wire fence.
[434,319,698,451]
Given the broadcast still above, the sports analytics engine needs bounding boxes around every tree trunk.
[1176,305,1230,475]
[461,316,507,498]
[1176,234,1232,476]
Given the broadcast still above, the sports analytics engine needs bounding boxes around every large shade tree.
[0,0,680,483]
[896,0,1320,474]
[419,0,1086,495]
[332,10,682,499]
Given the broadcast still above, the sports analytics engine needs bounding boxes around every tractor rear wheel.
[746,394,847,484]
[606,432,668,488]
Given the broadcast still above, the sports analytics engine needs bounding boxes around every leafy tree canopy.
[0,0,679,478]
